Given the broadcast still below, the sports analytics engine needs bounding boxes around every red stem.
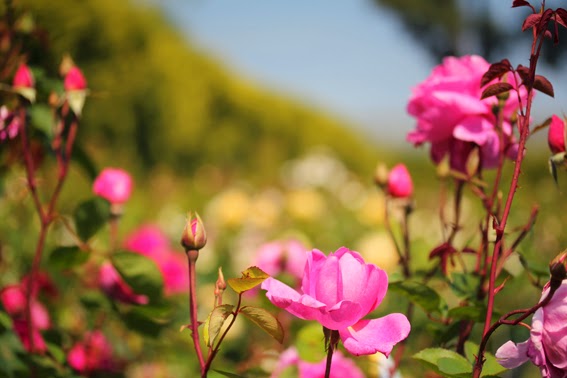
[187,249,206,376]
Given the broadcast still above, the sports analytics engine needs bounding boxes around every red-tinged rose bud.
[387,163,413,198]
[64,66,87,91]
[180,212,207,251]
[12,64,34,88]
[548,115,566,155]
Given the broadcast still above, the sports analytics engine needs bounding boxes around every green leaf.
[121,304,171,338]
[72,143,98,180]
[240,306,283,343]
[73,197,111,241]
[464,341,507,377]
[212,370,248,378]
[111,251,163,301]
[0,311,13,333]
[296,323,326,363]
[227,266,269,294]
[414,348,472,378]
[30,104,53,137]
[389,281,446,314]
[448,306,485,322]
[449,273,480,300]
[47,246,89,269]
[204,304,234,347]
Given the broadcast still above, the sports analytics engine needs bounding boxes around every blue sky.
[158,0,566,145]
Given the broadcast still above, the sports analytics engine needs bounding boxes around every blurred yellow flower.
[286,189,326,221]
[207,188,251,228]
[357,191,385,226]
[355,232,399,273]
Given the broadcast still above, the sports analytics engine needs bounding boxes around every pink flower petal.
[262,277,325,321]
[495,340,530,369]
[339,313,411,356]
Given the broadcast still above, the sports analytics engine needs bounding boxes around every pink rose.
[548,115,566,155]
[124,225,188,295]
[64,66,87,91]
[12,63,34,88]
[407,55,523,172]
[68,331,115,374]
[271,347,364,378]
[98,262,149,305]
[93,168,133,205]
[262,247,410,356]
[0,279,52,353]
[496,280,567,377]
[255,239,308,281]
[387,163,413,198]
[0,106,20,141]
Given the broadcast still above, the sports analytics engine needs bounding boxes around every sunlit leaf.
[414,348,472,378]
[240,306,283,343]
[204,304,234,347]
[227,266,269,294]
[389,281,446,314]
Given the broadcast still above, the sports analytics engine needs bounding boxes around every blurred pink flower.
[548,115,566,155]
[124,225,188,295]
[12,63,34,88]
[255,239,308,281]
[98,262,148,305]
[496,280,567,378]
[407,55,523,172]
[0,279,52,353]
[262,247,410,356]
[64,66,87,91]
[387,164,413,198]
[68,330,115,375]
[0,106,20,141]
[271,347,364,378]
[93,168,133,205]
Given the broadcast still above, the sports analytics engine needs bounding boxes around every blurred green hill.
[19,0,382,182]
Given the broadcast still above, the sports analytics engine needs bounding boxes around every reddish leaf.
[516,64,530,86]
[522,13,542,31]
[556,9,567,28]
[534,74,554,97]
[512,0,530,7]
[480,59,512,87]
[481,82,514,100]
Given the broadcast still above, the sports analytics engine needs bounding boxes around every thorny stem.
[472,281,559,378]
[187,249,206,376]
[475,8,547,374]
[20,104,76,354]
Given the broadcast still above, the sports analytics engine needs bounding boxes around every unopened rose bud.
[64,66,87,91]
[550,251,567,286]
[548,115,566,155]
[12,63,36,102]
[180,212,207,251]
[387,163,413,198]
[12,64,34,88]
[214,267,226,305]
[373,163,389,188]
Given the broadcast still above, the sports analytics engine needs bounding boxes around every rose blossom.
[92,168,133,205]
[254,239,308,281]
[496,280,567,377]
[548,115,566,155]
[271,347,364,378]
[124,224,188,295]
[387,163,413,198]
[67,331,115,374]
[98,262,148,305]
[407,55,524,172]
[262,247,410,356]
